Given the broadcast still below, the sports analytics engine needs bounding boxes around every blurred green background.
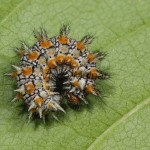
[0,0,150,149]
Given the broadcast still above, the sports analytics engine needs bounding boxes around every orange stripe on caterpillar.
[48,58,57,69]
[58,36,69,44]
[67,93,80,105]
[22,66,33,76]
[34,96,44,107]
[28,51,39,61]
[76,41,85,51]
[40,40,52,49]
[88,68,99,79]
[56,54,65,64]
[25,82,35,94]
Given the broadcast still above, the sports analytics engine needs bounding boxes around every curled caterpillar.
[6,25,108,121]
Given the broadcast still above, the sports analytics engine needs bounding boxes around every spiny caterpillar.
[6,25,108,122]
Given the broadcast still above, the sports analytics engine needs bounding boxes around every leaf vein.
[87,97,150,150]
[0,0,27,27]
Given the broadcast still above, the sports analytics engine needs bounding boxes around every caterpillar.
[6,25,108,122]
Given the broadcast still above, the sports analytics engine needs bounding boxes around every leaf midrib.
[87,97,150,150]
[0,0,27,27]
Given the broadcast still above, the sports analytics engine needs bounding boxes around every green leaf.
[0,0,150,150]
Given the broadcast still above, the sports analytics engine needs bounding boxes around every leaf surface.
[0,0,150,150]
